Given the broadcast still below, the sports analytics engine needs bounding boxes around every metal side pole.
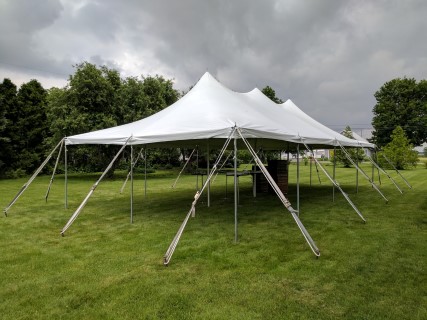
[310,155,312,187]
[45,139,64,202]
[314,158,322,184]
[172,147,196,188]
[65,144,68,209]
[4,139,64,216]
[356,149,359,193]
[302,141,366,222]
[120,147,144,194]
[60,137,132,235]
[333,147,336,202]
[365,153,403,194]
[238,129,320,257]
[337,142,388,203]
[130,145,134,224]
[144,147,147,198]
[234,135,238,243]
[207,140,210,207]
[297,144,300,216]
[164,128,236,265]
[381,153,412,189]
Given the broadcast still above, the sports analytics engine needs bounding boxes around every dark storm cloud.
[0,0,426,130]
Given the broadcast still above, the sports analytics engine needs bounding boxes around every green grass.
[0,163,426,319]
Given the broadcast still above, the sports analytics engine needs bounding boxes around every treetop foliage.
[371,77,427,147]
[261,86,284,104]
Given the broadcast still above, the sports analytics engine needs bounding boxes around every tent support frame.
[337,142,388,203]
[301,140,366,222]
[45,139,64,202]
[365,152,403,194]
[380,153,412,189]
[238,129,320,256]
[60,137,132,235]
[163,128,236,265]
[172,147,196,188]
[4,138,65,216]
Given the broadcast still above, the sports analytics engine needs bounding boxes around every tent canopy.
[65,72,374,149]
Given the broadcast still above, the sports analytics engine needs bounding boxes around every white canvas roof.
[65,72,374,149]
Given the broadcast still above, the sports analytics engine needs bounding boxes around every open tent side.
[5,72,384,265]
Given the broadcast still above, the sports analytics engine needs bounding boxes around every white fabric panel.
[65,72,374,149]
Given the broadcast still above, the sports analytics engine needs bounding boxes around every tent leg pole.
[234,136,238,243]
[310,155,312,187]
[144,147,147,198]
[65,143,68,209]
[333,147,336,202]
[131,145,134,224]
[297,144,300,216]
[356,149,359,193]
[45,140,64,203]
[207,140,210,207]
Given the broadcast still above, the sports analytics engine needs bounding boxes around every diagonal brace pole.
[238,129,320,257]
[337,142,388,203]
[4,138,65,216]
[120,147,144,194]
[61,137,132,236]
[365,153,403,194]
[163,128,236,266]
[45,139,65,202]
[381,153,412,189]
[172,147,197,188]
[301,140,366,223]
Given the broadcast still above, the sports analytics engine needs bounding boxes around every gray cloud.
[1,0,426,131]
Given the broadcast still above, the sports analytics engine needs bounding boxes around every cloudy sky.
[1,0,426,134]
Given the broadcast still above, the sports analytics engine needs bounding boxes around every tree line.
[1,64,426,178]
[0,62,180,178]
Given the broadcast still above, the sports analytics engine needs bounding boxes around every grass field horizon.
[1,162,426,319]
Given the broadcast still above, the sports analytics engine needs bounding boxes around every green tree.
[372,78,427,147]
[333,126,365,168]
[18,80,49,172]
[378,126,418,170]
[261,86,284,104]
[47,62,181,173]
[0,78,18,176]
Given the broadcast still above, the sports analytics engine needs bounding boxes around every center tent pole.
[234,134,238,243]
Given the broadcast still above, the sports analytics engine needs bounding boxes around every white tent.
[65,72,374,149]
[5,72,378,265]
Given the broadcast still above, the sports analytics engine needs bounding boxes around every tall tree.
[261,86,284,104]
[378,126,418,170]
[15,80,49,173]
[372,78,427,147]
[0,78,18,176]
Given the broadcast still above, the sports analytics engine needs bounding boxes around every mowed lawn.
[0,163,426,319]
